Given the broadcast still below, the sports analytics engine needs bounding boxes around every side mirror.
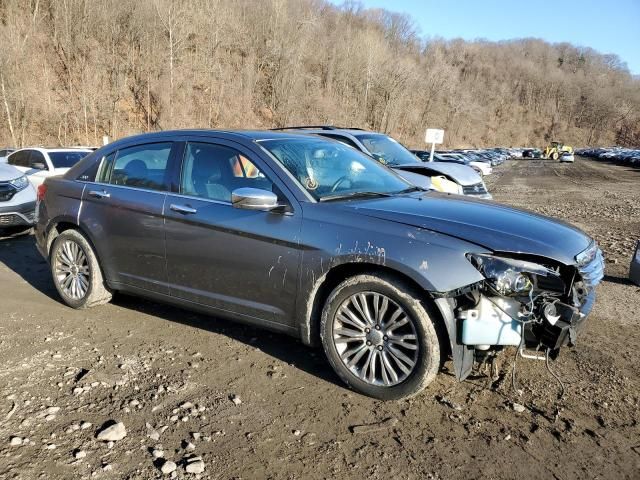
[232,187,284,212]
[31,162,47,170]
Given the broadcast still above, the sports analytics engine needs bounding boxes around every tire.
[552,152,559,160]
[320,274,440,400]
[50,229,112,309]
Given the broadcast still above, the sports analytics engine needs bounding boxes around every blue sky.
[329,0,640,74]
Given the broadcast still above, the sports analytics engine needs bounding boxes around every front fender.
[295,210,489,348]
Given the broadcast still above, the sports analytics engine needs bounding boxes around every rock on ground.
[96,421,127,442]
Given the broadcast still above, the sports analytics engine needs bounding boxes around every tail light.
[37,184,47,202]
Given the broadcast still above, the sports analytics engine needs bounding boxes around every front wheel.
[320,274,441,400]
[50,229,112,309]
[552,152,559,160]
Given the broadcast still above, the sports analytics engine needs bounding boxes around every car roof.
[100,129,319,147]
[10,147,92,153]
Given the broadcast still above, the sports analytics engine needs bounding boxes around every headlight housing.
[9,175,29,191]
[467,253,560,296]
[575,242,598,267]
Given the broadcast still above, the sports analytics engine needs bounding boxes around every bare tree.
[0,0,637,148]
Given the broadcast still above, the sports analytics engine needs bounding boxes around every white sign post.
[425,128,445,162]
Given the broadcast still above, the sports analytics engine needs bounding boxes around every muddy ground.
[0,157,638,479]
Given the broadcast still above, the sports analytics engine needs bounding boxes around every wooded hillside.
[1,0,639,149]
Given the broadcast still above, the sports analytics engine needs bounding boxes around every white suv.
[7,147,92,187]
[0,162,36,232]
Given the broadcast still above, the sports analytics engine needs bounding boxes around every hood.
[339,193,591,265]
[393,162,482,186]
[392,169,433,190]
[0,162,24,182]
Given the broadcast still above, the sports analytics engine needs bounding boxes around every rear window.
[49,151,90,168]
[108,143,172,191]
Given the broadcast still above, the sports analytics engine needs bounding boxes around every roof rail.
[270,126,368,131]
[270,125,338,131]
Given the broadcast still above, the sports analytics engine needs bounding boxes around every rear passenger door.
[163,138,302,327]
[80,142,176,294]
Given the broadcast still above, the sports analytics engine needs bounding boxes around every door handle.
[88,190,111,199]
[170,204,197,214]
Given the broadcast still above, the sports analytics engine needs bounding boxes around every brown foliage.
[0,0,638,148]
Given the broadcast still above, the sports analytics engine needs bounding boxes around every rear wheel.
[320,274,440,400]
[50,229,112,309]
[552,152,559,160]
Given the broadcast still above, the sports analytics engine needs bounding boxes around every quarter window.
[94,152,116,183]
[109,143,172,191]
[180,142,273,203]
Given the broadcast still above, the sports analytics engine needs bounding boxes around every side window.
[230,155,263,179]
[109,143,172,191]
[180,142,273,203]
[29,151,48,170]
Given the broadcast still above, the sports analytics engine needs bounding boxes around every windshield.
[49,151,90,168]
[353,133,420,166]
[259,137,412,201]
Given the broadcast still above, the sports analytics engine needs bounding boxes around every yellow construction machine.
[543,141,573,160]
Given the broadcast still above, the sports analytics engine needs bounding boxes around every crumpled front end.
[443,242,604,378]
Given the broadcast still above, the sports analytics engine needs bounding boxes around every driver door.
[164,138,302,328]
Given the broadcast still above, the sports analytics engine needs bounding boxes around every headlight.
[575,242,597,267]
[467,254,560,296]
[9,175,29,191]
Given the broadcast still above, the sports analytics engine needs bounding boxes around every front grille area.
[462,182,488,195]
[578,248,605,289]
[0,183,16,202]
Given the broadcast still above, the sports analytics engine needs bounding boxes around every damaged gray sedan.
[35,130,604,400]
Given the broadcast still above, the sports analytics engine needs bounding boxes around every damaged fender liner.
[424,282,483,381]
[432,297,475,381]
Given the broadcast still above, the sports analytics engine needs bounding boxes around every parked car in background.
[435,152,493,176]
[7,148,92,187]
[410,149,491,199]
[575,147,640,168]
[0,148,16,163]
[559,152,575,163]
[522,148,542,158]
[36,129,603,400]
[0,162,36,233]
[275,126,491,199]
[456,150,502,167]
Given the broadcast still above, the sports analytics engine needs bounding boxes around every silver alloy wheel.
[332,292,419,386]
[54,240,90,300]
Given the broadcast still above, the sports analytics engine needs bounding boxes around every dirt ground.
[0,157,638,480]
